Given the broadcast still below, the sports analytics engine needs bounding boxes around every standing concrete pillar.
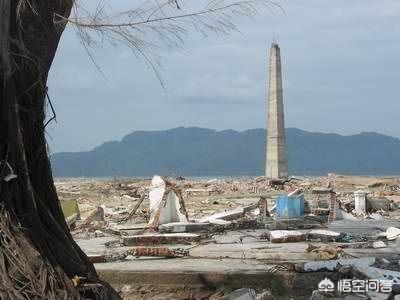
[266,43,288,179]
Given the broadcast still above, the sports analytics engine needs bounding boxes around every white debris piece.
[197,207,244,223]
[269,230,305,243]
[207,219,232,226]
[386,227,400,241]
[308,229,340,237]
[354,190,367,213]
[369,213,383,220]
[372,241,386,249]
[4,173,17,182]
[148,175,188,227]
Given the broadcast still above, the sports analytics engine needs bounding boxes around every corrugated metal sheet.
[276,195,304,219]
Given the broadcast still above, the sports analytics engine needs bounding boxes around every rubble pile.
[55,175,400,299]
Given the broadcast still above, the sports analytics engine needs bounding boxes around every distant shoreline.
[54,174,400,182]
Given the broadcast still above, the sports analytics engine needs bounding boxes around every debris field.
[56,174,400,299]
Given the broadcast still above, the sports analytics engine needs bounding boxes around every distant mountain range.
[50,127,400,177]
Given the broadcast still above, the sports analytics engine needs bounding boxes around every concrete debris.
[269,230,305,243]
[379,258,391,265]
[369,212,384,220]
[354,190,367,213]
[56,175,400,298]
[367,197,395,212]
[372,241,387,249]
[287,188,302,197]
[158,222,212,233]
[88,252,129,263]
[148,175,189,228]
[386,227,400,240]
[198,206,245,223]
[66,213,79,230]
[122,233,201,246]
[265,217,324,230]
[111,223,149,231]
[307,229,341,242]
[87,247,188,263]
[208,219,232,226]
[128,246,188,258]
[100,205,114,216]
[79,207,105,229]
[94,230,105,238]
[296,257,376,272]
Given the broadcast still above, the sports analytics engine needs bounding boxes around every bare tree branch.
[55,0,284,88]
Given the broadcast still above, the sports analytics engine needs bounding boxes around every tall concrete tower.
[266,43,288,179]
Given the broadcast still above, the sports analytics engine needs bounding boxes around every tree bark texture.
[0,2,119,298]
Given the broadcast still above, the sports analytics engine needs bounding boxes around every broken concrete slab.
[372,241,387,249]
[197,203,258,224]
[269,230,305,243]
[307,229,341,242]
[122,233,201,246]
[208,219,232,226]
[149,175,189,227]
[369,213,384,220]
[295,257,376,272]
[110,223,149,231]
[198,207,244,223]
[158,222,212,233]
[387,227,400,240]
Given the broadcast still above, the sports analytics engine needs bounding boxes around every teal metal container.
[276,195,304,219]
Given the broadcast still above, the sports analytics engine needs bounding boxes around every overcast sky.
[47,0,400,153]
